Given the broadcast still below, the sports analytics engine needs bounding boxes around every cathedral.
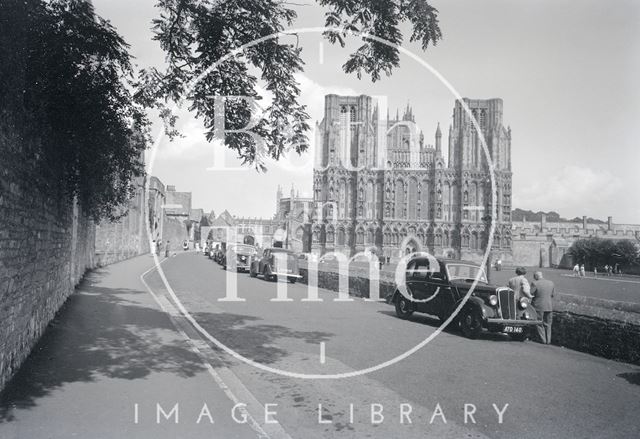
[311,94,513,262]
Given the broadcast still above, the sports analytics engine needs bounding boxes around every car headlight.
[519,297,529,309]
[489,295,498,306]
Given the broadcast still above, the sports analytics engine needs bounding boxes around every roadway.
[1,252,638,438]
[144,252,639,438]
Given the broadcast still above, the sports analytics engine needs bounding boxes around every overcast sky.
[94,0,640,224]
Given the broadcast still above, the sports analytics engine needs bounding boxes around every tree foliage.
[568,237,639,269]
[0,0,148,221]
[137,0,442,169]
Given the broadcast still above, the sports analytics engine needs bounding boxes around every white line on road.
[320,342,326,365]
[140,261,292,439]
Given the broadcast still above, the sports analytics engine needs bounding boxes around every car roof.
[267,247,293,253]
[410,256,481,267]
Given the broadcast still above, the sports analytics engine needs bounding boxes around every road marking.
[140,260,292,439]
[320,342,326,364]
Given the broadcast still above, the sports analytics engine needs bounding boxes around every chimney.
[607,216,613,231]
[582,215,587,230]
[541,213,547,231]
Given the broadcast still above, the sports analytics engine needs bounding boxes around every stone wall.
[161,216,189,253]
[94,179,149,266]
[299,263,640,366]
[0,119,96,390]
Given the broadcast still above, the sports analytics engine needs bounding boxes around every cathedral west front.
[311,94,513,263]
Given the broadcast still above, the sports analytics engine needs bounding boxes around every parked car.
[389,257,541,341]
[223,243,258,272]
[250,248,302,283]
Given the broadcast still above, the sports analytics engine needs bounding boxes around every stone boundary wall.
[94,181,149,266]
[298,263,640,366]
[0,121,97,390]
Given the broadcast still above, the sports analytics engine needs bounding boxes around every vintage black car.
[249,248,301,283]
[222,243,257,272]
[390,257,541,340]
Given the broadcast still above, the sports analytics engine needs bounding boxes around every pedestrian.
[594,266,598,278]
[573,263,580,277]
[531,271,555,344]
[607,264,613,276]
[155,240,161,256]
[497,259,502,271]
[508,267,533,300]
[579,264,586,277]
[614,263,619,275]
[165,240,170,258]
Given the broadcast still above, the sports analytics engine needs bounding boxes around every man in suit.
[508,267,532,300]
[531,271,555,344]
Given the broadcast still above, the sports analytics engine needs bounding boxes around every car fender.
[456,296,491,321]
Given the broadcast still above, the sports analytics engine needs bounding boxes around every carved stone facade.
[311,94,513,262]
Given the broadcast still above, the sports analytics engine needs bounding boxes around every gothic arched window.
[350,106,356,122]
[337,228,346,246]
[394,180,405,219]
[471,232,479,250]
[407,177,418,220]
[326,228,335,243]
[356,229,364,245]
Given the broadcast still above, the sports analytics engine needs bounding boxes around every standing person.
[531,271,555,344]
[604,264,609,276]
[497,259,502,271]
[165,240,170,258]
[579,264,586,277]
[508,267,533,300]
[607,264,613,276]
[614,263,619,275]
[594,266,598,278]
[573,263,580,277]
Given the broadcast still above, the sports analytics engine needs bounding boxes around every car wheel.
[263,266,273,282]
[288,278,297,284]
[459,308,483,339]
[509,330,528,342]
[394,294,414,319]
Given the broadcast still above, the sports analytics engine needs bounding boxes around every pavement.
[1,252,639,438]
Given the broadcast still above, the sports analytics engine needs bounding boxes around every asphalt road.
[1,252,638,439]
[143,252,640,438]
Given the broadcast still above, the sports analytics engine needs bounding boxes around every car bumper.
[486,318,542,326]
[271,272,302,279]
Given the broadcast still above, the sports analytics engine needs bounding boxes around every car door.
[428,266,454,320]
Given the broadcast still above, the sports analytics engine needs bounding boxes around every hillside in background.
[512,208,606,224]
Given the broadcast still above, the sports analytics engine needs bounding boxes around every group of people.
[574,262,620,278]
[508,267,555,345]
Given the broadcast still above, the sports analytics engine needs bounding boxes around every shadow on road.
[191,311,334,365]
[0,270,207,423]
[376,309,517,342]
[617,372,640,386]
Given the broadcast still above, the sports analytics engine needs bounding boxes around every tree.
[568,237,639,269]
[136,0,442,170]
[1,0,149,221]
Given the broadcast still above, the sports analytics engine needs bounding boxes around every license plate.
[504,326,523,333]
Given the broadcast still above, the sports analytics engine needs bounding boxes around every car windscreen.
[446,264,488,282]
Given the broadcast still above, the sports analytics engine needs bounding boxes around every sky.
[93,0,640,224]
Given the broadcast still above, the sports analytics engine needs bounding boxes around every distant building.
[512,214,640,267]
